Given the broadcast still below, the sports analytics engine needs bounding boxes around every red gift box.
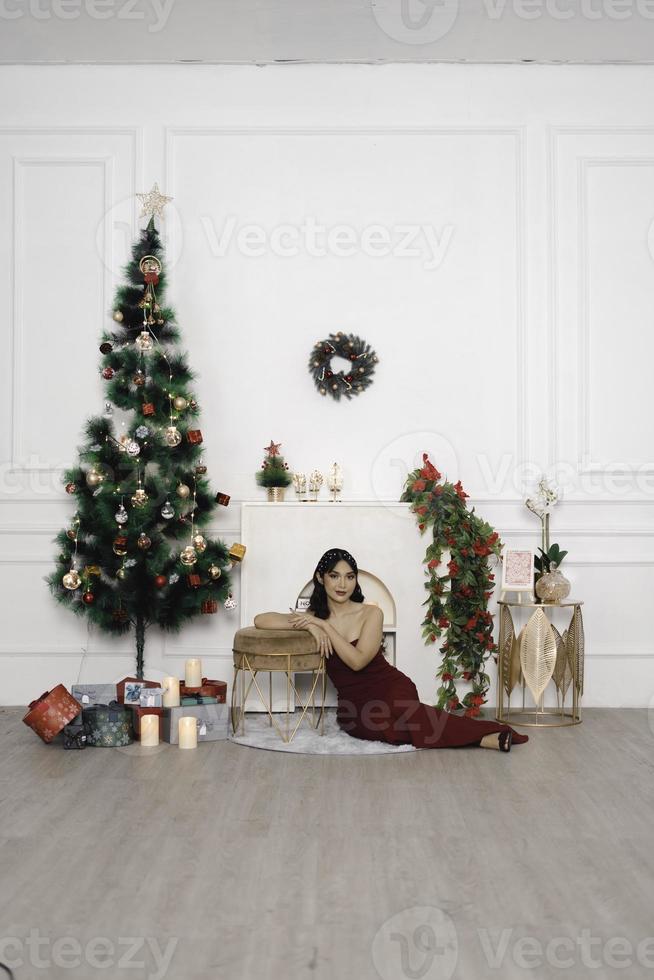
[180,677,227,703]
[22,685,82,743]
[125,705,164,738]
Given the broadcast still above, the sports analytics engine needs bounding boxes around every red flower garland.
[401,454,504,715]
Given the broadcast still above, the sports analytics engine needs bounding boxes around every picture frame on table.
[500,549,535,601]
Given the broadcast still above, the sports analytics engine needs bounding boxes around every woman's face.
[319,559,357,604]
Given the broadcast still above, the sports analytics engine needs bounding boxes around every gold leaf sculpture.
[520,607,557,703]
[500,607,516,695]
[551,624,573,697]
[565,606,585,696]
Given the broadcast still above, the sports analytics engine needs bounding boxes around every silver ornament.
[161,500,175,520]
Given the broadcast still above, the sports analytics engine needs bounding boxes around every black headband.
[316,549,357,575]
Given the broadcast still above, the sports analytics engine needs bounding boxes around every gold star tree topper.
[264,440,282,457]
[136,182,173,220]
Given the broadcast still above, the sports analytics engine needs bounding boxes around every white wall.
[1,64,653,708]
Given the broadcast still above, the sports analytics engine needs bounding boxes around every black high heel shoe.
[499,730,512,752]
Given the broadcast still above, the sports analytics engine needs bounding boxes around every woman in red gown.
[254,548,528,752]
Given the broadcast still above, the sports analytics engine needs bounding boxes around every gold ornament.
[62,569,81,590]
[229,543,247,563]
[179,546,197,566]
[135,330,154,352]
[139,255,162,277]
[164,426,182,448]
[85,468,104,488]
[208,564,222,580]
[116,568,127,580]
[192,534,207,553]
[176,483,190,499]
[137,532,152,550]
[131,488,148,507]
[136,183,173,220]
[113,310,124,322]
[133,370,146,387]
[173,396,188,411]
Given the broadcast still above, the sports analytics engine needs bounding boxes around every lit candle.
[140,714,159,747]
[178,716,198,750]
[162,676,180,708]
[185,659,202,687]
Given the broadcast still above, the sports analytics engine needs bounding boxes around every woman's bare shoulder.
[361,603,383,620]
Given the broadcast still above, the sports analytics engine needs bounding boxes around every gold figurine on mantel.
[496,600,584,728]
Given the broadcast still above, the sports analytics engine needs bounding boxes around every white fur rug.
[229,707,417,755]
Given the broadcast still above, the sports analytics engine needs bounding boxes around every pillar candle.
[185,658,202,687]
[162,676,180,708]
[140,714,159,747]
[178,716,198,749]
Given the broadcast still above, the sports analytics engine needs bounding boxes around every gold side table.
[231,628,326,744]
[496,600,584,728]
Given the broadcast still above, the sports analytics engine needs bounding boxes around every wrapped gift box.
[82,702,134,747]
[116,676,160,704]
[180,678,227,703]
[162,704,230,743]
[139,687,163,708]
[23,685,82,743]
[126,705,164,738]
[71,683,117,707]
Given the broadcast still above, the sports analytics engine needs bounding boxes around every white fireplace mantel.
[240,501,441,706]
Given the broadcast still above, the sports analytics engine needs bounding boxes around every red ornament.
[187,574,202,588]
[154,575,167,588]
[187,429,203,445]
[325,370,333,378]
[349,353,358,361]
[345,375,352,382]
[215,492,230,507]
[82,591,95,605]
[201,599,218,614]
[102,367,115,380]
[142,402,155,417]
[65,482,77,495]
[143,271,160,285]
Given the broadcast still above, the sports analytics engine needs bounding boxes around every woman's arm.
[292,606,383,671]
[255,611,333,659]
[253,612,295,629]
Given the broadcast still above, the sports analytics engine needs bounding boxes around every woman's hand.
[298,621,333,658]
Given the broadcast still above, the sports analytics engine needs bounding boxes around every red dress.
[325,639,529,748]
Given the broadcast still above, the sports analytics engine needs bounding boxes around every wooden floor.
[1,706,653,980]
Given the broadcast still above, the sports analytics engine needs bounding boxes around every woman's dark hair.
[308,548,364,620]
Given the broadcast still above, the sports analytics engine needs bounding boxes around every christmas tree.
[255,441,292,488]
[47,186,234,678]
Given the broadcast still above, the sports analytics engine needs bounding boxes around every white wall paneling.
[0,66,653,707]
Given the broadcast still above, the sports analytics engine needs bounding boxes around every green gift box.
[82,701,134,747]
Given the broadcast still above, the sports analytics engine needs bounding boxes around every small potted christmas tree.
[256,441,292,502]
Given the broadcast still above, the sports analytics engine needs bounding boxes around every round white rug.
[229,707,417,755]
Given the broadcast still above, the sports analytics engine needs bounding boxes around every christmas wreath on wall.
[401,454,503,717]
[308,332,378,401]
